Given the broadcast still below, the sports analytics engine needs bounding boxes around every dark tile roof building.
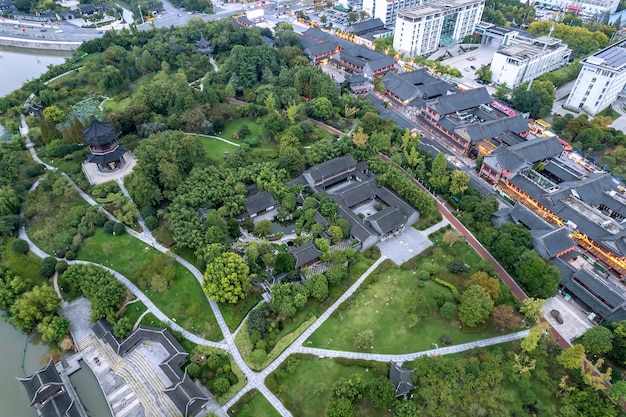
[289,240,323,269]
[303,155,358,191]
[245,191,277,218]
[18,359,82,417]
[82,116,127,172]
[92,321,211,417]
[389,363,415,397]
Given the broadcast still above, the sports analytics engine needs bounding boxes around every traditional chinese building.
[195,32,213,55]
[82,116,127,172]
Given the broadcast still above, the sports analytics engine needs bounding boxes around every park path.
[183,132,240,146]
[293,329,530,362]
[19,130,551,416]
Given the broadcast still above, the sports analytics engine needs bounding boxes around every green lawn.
[219,294,262,331]
[196,136,239,164]
[102,97,131,112]
[121,300,148,327]
[220,118,265,141]
[2,239,46,285]
[77,229,222,341]
[268,356,391,417]
[232,391,280,417]
[308,259,506,353]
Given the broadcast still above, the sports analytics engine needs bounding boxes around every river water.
[0,48,111,417]
[0,45,71,97]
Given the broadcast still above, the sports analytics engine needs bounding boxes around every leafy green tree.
[254,219,273,237]
[113,316,133,339]
[439,301,457,320]
[0,186,21,216]
[580,326,614,355]
[202,253,251,303]
[393,401,420,417]
[326,264,348,286]
[475,65,492,82]
[327,225,343,245]
[429,152,449,191]
[213,377,231,395]
[186,363,201,379]
[274,253,296,275]
[9,285,61,332]
[326,398,354,417]
[558,343,586,369]
[304,274,329,301]
[449,170,470,195]
[515,253,560,299]
[37,315,69,343]
[401,129,421,168]
[366,376,396,408]
[353,329,374,351]
[333,375,366,402]
[11,238,29,254]
[247,308,269,336]
[250,349,268,367]
[40,257,57,278]
[458,285,494,327]
[43,105,65,124]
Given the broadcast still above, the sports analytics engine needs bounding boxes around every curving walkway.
[20,133,546,417]
[183,132,240,146]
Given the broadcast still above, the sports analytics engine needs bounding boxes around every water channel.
[1,48,111,417]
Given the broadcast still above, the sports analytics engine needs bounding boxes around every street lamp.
[138,4,145,24]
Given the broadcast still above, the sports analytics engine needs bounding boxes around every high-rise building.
[362,0,424,27]
[490,36,571,88]
[565,39,626,116]
[393,0,484,57]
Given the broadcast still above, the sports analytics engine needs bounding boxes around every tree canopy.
[202,252,251,303]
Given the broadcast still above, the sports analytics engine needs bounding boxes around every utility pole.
[526,17,556,92]
[138,4,145,24]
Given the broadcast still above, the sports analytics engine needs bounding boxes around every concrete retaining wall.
[0,36,81,51]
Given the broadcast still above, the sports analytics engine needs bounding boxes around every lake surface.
[0,47,111,417]
[0,46,71,97]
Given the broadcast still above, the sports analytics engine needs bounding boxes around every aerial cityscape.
[2,0,626,415]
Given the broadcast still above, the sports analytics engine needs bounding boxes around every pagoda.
[83,116,127,172]
[195,32,213,55]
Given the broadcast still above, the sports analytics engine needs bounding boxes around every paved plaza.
[541,295,593,343]
[378,226,433,265]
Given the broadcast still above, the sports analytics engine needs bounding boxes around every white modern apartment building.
[362,0,424,27]
[565,39,626,116]
[393,0,484,57]
[490,36,571,88]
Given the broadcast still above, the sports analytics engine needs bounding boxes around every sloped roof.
[304,155,357,186]
[366,56,395,72]
[532,227,576,258]
[543,160,580,182]
[337,205,377,243]
[303,27,330,41]
[39,391,81,417]
[571,268,626,311]
[86,144,127,165]
[431,87,492,115]
[18,359,63,406]
[376,187,418,219]
[82,117,117,146]
[331,178,378,208]
[458,115,529,142]
[289,241,322,268]
[508,203,552,230]
[305,42,337,57]
[382,73,420,101]
[389,363,415,397]
[506,136,564,164]
[246,191,276,216]
[345,18,384,34]
[367,206,405,234]
[164,373,211,417]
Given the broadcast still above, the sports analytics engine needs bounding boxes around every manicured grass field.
[220,118,265,141]
[233,390,280,417]
[197,136,239,164]
[2,239,46,285]
[219,294,262,331]
[121,300,148,327]
[308,241,509,353]
[268,356,391,417]
[77,229,222,341]
[102,97,131,112]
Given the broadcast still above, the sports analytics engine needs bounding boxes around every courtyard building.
[83,116,127,172]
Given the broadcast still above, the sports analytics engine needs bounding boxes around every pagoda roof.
[87,144,127,165]
[18,359,63,406]
[196,32,211,48]
[82,117,117,147]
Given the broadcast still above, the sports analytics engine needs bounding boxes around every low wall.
[0,36,81,51]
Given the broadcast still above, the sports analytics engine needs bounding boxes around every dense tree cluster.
[528,20,608,58]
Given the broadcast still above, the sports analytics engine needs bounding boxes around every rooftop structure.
[82,116,127,172]
[195,33,213,55]
[381,69,452,108]
[245,191,277,219]
[393,0,485,57]
[362,0,424,27]
[389,363,415,397]
[490,36,571,88]
[92,321,212,417]
[18,359,83,417]
[289,240,323,269]
[565,38,626,116]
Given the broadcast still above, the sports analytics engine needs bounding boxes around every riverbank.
[0,36,81,51]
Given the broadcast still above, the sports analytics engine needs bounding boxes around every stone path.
[183,132,240,146]
[20,135,543,417]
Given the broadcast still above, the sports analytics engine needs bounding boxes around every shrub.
[440,336,452,345]
[433,277,460,300]
[140,206,157,219]
[103,220,116,234]
[113,222,126,235]
[186,363,201,379]
[439,302,457,320]
[40,257,57,277]
[213,377,231,395]
[447,258,469,273]
[11,239,29,253]
[418,270,430,281]
[26,163,45,178]
[55,261,68,274]
[65,251,76,260]
[144,216,159,230]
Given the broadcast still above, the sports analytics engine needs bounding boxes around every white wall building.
[534,0,619,17]
[393,0,484,57]
[565,39,626,116]
[362,0,424,27]
[490,36,571,88]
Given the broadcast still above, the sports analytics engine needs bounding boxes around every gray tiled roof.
[532,227,576,258]
[366,56,395,72]
[331,178,378,208]
[164,373,211,417]
[509,203,552,230]
[367,206,405,234]
[459,115,529,142]
[305,42,337,57]
[82,117,117,146]
[431,87,492,115]
[506,136,564,163]
[543,160,579,182]
[87,144,127,165]
[304,155,357,187]
[345,18,385,34]
[389,363,415,397]
[376,187,418,220]
[289,241,322,268]
[246,191,276,216]
[18,359,63,406]
[337,205,377,243]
